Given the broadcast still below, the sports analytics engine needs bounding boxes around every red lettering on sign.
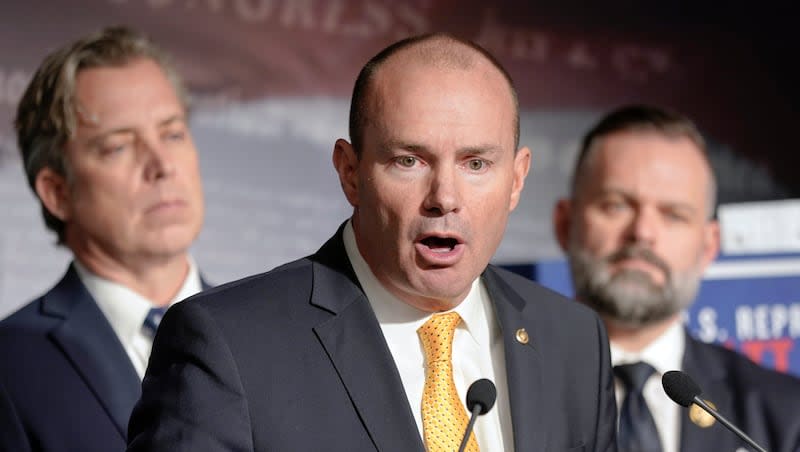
[740,338,794,372]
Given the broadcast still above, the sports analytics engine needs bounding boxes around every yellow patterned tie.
[418,312,479,452]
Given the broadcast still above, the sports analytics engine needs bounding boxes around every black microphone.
[662,370,768,452]
[458,379,497,452]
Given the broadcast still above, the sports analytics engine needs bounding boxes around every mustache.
[605,245,671,277]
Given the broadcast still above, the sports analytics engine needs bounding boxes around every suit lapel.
[42,265,141,440]
[680,333,739,452]
[310,230,424,451]
[483,267,546,452]
[200,275,213,291]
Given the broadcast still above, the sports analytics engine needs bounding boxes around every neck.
[73,250,190,306]
[605,314,681,353]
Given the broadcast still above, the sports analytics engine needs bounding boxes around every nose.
[142,135,176,181]
[422,166,461,216]
[626,206,658,245]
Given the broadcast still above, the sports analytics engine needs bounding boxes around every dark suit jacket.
[679,333,800,452]
[128,229,618,452]
[0,264,210,452]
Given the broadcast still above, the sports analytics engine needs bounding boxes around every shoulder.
[0,264,98,335]
[0,298,52,368]
[485,265,598,322]
[173,256,316,317]
[0,293,71,387]
[484,265,607,356]
[0,292,55,341]
[689,337,800,400]
[0,297,44,327]
[0,264,92,333]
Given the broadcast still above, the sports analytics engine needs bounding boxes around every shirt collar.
[73,257,202,344]
[342,220,493,347]
[610,320,686,375]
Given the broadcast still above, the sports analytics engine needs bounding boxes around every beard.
[567,241,703,328]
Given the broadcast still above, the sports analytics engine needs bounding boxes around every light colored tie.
[418,312,479,452]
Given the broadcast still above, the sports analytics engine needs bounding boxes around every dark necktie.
[142,306,168,336]
[614,361,663,452]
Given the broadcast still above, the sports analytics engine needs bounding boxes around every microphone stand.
[458,403,484,452]
[692,397,768,452]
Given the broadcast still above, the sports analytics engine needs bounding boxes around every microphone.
[458,379,497,452]
[662,370,768,452]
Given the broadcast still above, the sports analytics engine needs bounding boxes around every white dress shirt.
[610,321,686,452]
[73,258,203,379]
[343,221,514,451]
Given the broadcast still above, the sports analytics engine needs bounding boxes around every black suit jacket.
[128,229,618,451]
[0,264,210,452]
[679,333,800,452]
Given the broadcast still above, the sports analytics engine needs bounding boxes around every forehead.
[366,54,516,148]
[582,131,711,207]
[73,58,182,128]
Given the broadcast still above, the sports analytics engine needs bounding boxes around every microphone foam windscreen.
[662,370,702,407]
[466,378,497,414]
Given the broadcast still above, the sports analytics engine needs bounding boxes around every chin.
[408,295,462,313]
[145,230,197,257]
[417,282,473,309]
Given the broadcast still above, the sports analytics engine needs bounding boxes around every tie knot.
[143,306,169,336]
[418,312,462,364]
[614,361,657,392]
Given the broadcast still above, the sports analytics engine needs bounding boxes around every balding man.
[128,33,618,452]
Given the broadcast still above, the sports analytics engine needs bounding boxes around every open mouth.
[420,236,460,252]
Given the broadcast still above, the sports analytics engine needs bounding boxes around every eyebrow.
[157,114,187,128]
[598,188,700,214]
[84,114,187,147]
[379,140,504,157]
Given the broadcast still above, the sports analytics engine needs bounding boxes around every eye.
[600,199,629,214]
[664,210,690,223]
[467,159,485,171]
[98,139,133,157]
[396,155,418,167]
[163,129,187,143]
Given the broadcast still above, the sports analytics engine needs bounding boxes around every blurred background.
[1,0,797,374]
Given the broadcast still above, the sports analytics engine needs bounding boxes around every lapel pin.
[515,328,529,344]
[689,400,717,428]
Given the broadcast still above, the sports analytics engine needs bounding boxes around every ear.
[553,198,573,252]
[699,219,721,269]
[508,146,531,211]
[332,138,360,207]
[34,167,71,222]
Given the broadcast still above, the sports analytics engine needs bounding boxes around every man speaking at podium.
[128,33,617,451]
[554,104,800,452]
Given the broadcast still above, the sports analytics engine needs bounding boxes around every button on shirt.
[73,258,203,379]
[343,221,514,452]
[610,321,686,452]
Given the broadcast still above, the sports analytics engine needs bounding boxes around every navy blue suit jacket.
[0,264,210,452]
[128,229,618,451]
[679,333,800,452]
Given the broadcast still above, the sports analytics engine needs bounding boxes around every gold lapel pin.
[515,328,529,344]
[689,400,717,428]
